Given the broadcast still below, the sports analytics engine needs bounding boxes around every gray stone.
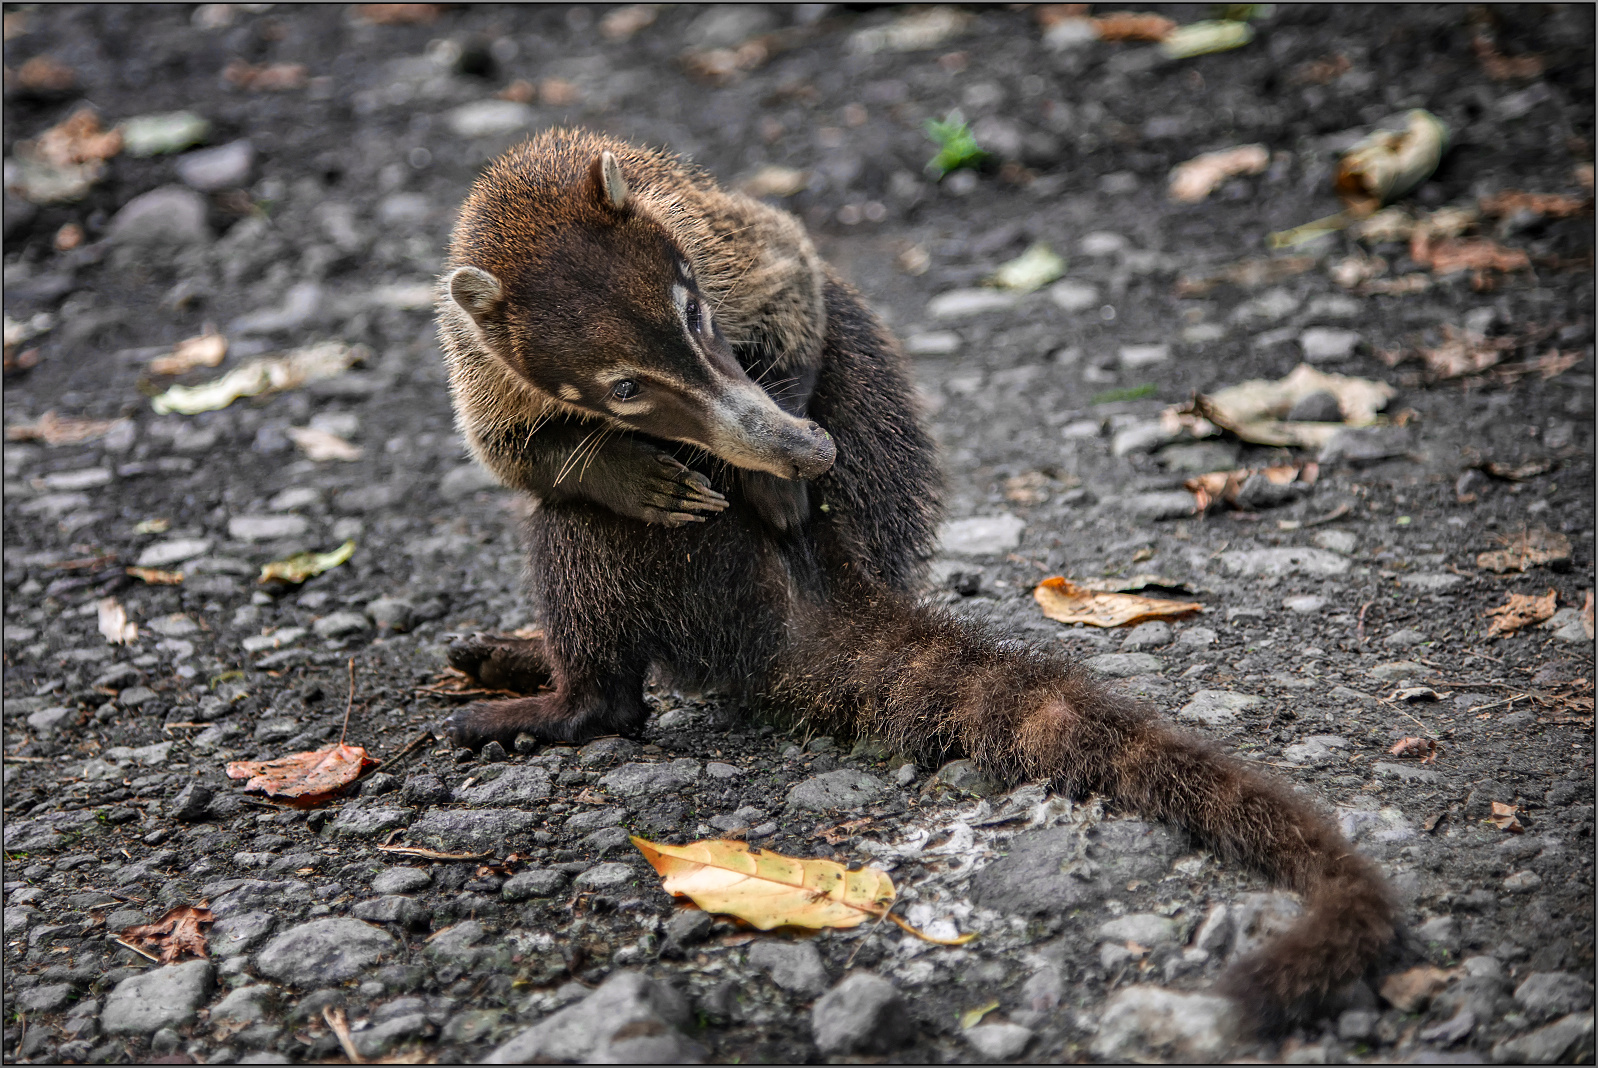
[1230,892,1303,960]
[1048,280,1100,311]
[1400,572,1464,591]
[484,970,696,1064]
[748,940,828,998]
[167,781,214,822]
[1120,491,1199,521]
[1175,627,1217,647]
[971,820,1181,915]
[1319,426,1412,465]
[1313,529,1358,554]
[1085,652,1164,678]
[939,514,1025,555]
[1285,389,1344,422]
[704,761,742,779]
[27,706,73,734]
[1491,1013,1594,1064]
[966,1021,1035,1059]
[1283,595,1326,614]
[136,538,212,567]
[108,186,209,245]
[366,597,414,632]
[1111,421,1175,457]
[1178,690,1262,727]
[211,910,276,958]
[1219,547,1349,577]
[1463,956,1505,983]
[1299,328,1361,364]
[230,282,323,335]
[600,759,701,797]
[330,805,412,839]
[1157,441,1240,473]
[1098,913,1179,946]
[312,611,369,639]
[665,909,714,952]
[176,140,254,191]
[353,1012,429,1059]
[502,869,567,901]
[1121,621,1173,650]
[18,982,73,1013]
[1374,761,1441,783]
[904,330,961,355]
[578,737,640,766]
[453,765,552,806]
[438,463,502,500]
[211,985,273,1026]
[1089,986,1239,1061]
[409,808,541,853]
[101,960,214,1034]
[787,769,885,812]
[927,288,1021,319]
[1337,1008,1379,1042]
[228,513,310,543]
[565,806,628,833]
[117,685,158,708]
[1119,343,1171,369]
[442,1009,504,1045]
[572,862,636,891]
[1420,1008,1475,1045]
[1515,973,1593,1021]
[1382,627,1428,648]
[254,919,396,986]
[928,758,998,797]
[372,867,430,895]
[580,826,632,855]
[1368,660,1426,681]
[352,895,431,927]
[448,100,534,138]
[1281,735,1351,766]
[811,972,911,1056]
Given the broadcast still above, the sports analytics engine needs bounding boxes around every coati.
[435,127,1394,1031]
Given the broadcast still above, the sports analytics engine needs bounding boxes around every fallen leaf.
[1184,462,1317,513]
[1416,324,1517,379]
[1479,190,1591,219]
[226,743,378,806]
[1292,52,1351,85]
[1091,12,1174,41]
[52,220,80,250]
[634,836,896,932]
[133,518,170,535]
[1035,577,1203,628]
[959,1000,1001,1029]
[1169,144,1269,203]
[32,105,124,168]
[223,59,308,91]
[258,540,356,585]
[17,54,75,92]
[1412,236,1530,277]
[5,106,122,205]
[601,4,661,41]
[1476,527,1573,573]
[97,597,139,645]
[149,331,228,376]
[118,905,213,963]
[740,165,809,199]
[1488,800,1523,833]
[1072,574,1193,594]
[848,7,971,54]
[1159,19,1253,58]
[1175,255,1314,296]
[1379,965,1453,1013]
[1388,737,1437,763]
[355,3,443,24]
[1485,589,1558,638]
[1473,34,1542,80]
[1583,591,1594,641]
[377,844,492,862]
[1491,351,1581,384]
[151,341,363,415]
[991,243,1067,293]
[126,566,183,585]
[6,410,119,445]
[286,426,363,462]
[1335,110,1450,216]
[1475,459,1556,482]
[1163,364,1395,449]
[1390,688,1445,705]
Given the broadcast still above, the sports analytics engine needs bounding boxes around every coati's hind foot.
[446,632,554,693]
[443,685,649,750]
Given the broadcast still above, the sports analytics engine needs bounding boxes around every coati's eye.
[684,297,701,334]
[611,379,640,401]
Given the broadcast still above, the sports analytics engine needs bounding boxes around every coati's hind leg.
[444,665,649,749]
[446,632,553,693]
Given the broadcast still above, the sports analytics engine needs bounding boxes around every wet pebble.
[409,807,540,853]
[748,940,828,998]
[1298,328,1361,364]
[1084,652,1163,678]
[1120,621,1172,650]
[101,960,213,1034]
[485,970,698,1063]
[571,862,635,891]
[811,972,911,1056]
[108,186,210,245]
[1089,986,1238,1061]
[502,869,567,901]
[787,768,885,812]
[599,759,700,797]
[176,139,254,191]
[966,1021,1034,1059]
[255,918,397,986]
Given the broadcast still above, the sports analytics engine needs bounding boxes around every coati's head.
[445,147,835,481]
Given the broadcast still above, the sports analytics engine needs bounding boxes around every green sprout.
[925,112,988,177]
[1090,383,1158,405]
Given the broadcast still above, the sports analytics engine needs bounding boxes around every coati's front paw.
[443,698,548,750]
[741,470,809,532]
[636,453,727,527]
[446,632,553,693]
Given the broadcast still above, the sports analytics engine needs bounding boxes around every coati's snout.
[445,148,836,482]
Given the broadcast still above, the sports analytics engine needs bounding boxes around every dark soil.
[3,4,1593,1064]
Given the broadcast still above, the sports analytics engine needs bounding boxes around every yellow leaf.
[1034,577,1203,628]
[960,999,1001,1030]
[258,540,356,585]
[633,836,894,931]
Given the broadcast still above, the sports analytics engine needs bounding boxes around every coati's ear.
[448,266,504,325]
[590,150,629,213]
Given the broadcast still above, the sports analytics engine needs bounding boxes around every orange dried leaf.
[1479,190,1590,219]
[1035,577,1203,629]
[1092,12,1175,41]
[126,566,183,585]
[149,331,227,376]
[1582,590,1594,641]
[1476,527,1572,573]
[1484,589,1558,638]
[226,743,377,806]
[1488,801,1523,833]
[1414,237,1531,276]
[118,905,213,963]
[1169,144,1270,203]
[1417,324,1516,379]
[355,3,443,24]
[33,106,123,167]
[1388,737,1437,763]
[223,60,308,92]
[5,410,119,445]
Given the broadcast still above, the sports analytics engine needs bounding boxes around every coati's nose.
[790,422,835,480]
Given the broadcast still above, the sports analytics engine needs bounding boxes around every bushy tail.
[765,581,1394,1030]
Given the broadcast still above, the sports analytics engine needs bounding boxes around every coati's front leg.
[492,417,728,527]
[737,362,818,532]
[446,632,553,693]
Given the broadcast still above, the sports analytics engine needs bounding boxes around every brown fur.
[436,128,1395,1033]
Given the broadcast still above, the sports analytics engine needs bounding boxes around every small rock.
[1374,761,1441,783]
[1098,913,1178,946]
[254,919,396,987]
[1400,572,1463,591]
[1047,279,1099,312]
[448,100,534,138]
[1313,529,1357,555]
[664,909,714,953]
[599,759,700,797]
[903,330,961,355]
[1419,1008,1475,1045]
[1298,328,1361,364]
[101,960,214,1034]
[354,1013,429,1059]
[210,911,276,958]
[1089,986,1238,1061]
[1514,972,1593,1021]
[409,807,540,853]
[811,972,912,1056]
[438,463,501,500]
[1283,595,1325,614]
[108,186,209,245]
[1119,491,1198,521]
[565,807,627,833]
[176,140,254,191]
[1175,627,1217,647]
[484,970,696,1064]
[1121,621,1172,650]
[1337,1008,1379,1042]
[136,538,213,567]
[502,869,567,901]
[748,940,828,998]
[1085,653,1163,678]
[1368,660,1426,681]
[312,611,369,639]
[211,985,273,1026]
[1319,426,1412,465]
[400,774,448,806]
[1219,547,1349,577]
[18,982,73,1013]
[1281,735,1351,766]
[704,761,742,779]
[572,862,635,891]
[360,772,398,797]
[1285,389,1345,422]
[27,706,74,735]
[117,685,157,708]
[1157,441,1240,473]
[228,514,310,542]
[372,867,430,895]
[166,782,213,822]
[330,806,411,839]
[352,895,430,927]
[787,769,885,812]
[1178,690,1262,727]
[1490,1012,1594,1064]
[966,1021,1034,1059]
[939,514,1026,555]
[1118,344,1170,369]
[453,765,551,805]
[927,288,1021,319]
[1111,421,1175,456]
[928,758,998,797]
[1383,627,1428,648]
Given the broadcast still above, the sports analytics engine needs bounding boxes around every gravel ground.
[3,4,1594,1064]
